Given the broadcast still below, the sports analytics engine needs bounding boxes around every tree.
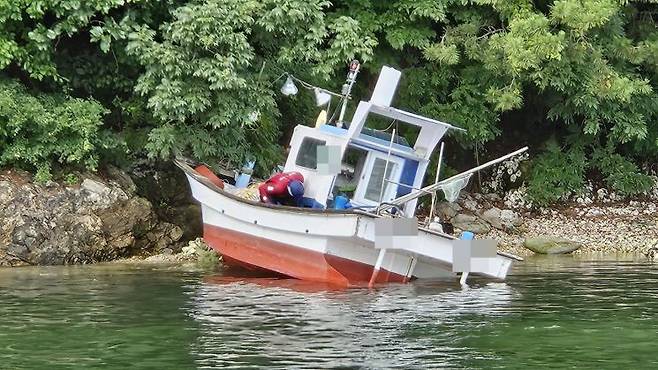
[0,78,109,181]
[330,0,658,202]
[1,0,657,203]
[119,0,376,172]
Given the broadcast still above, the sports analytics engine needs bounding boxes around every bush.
[528,143,587,206]
[0,79,108,181]
[592,148,654,196]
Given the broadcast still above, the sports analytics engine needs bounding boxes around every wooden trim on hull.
[203,224,406,286]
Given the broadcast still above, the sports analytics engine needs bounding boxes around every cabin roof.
[368,104,465,132]
[318,124,415,157]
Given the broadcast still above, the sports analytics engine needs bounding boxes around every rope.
[372,118,398,133]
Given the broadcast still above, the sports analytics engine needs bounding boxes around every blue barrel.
[460,231,474,240]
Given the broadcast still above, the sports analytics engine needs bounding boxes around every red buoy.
[194,165,224,189]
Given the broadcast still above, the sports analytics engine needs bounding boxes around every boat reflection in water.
[187,267,517,368]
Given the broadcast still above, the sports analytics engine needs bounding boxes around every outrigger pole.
[377,146,529,212]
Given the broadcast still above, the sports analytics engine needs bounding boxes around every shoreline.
[480,200,658,257]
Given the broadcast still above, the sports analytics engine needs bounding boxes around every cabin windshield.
[295,137,326,170]
[332,146,366,198]
[331,144,403,206]
[358,114,421,149]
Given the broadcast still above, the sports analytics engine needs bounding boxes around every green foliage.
[1,0,657,203]
[120,0,376,173]
[340,0,658,202]
[591,147,653,196]
[64,173,79,185]
[0,79,108,180]
[528,143,587,206]
[0,0,135,81]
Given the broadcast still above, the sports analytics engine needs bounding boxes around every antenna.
[337,60,360,128]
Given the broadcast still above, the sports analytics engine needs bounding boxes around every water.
[1,256,658,369]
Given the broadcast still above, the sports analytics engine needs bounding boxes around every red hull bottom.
[203,224,406,286]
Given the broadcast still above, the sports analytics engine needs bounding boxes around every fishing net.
[233,183,261,201]
[439,174,471,203]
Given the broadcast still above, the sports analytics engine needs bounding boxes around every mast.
[337,60,360,128]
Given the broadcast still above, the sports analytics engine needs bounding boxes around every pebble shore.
[484,200,658,257]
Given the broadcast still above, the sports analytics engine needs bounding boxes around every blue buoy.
[460,231,474,240]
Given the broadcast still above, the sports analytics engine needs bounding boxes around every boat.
[176,63,524,287]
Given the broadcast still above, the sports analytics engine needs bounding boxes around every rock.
[167,204,202,240]
[129,160,200,240]
[169,225,184,241]
[462,198,479,212]
[452,214,491,234]
[0,168,186,267]
[481,207,503,229]
[81,179,110,196]
[436,202,461,220]
[500,209,522,227]
[106,165,137,195]
[523,237,583,254]
[479,207,520,230]
[484,193,501,202]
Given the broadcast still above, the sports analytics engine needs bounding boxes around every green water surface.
[1,256,657,369]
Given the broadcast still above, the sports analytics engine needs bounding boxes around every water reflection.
[1,257,658,368]
[190,270,517,368]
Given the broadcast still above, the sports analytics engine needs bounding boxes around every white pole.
[337,62,360,127]
[427,142,445,225]
[460,272,469,286]
[403,257,418,283]
[378,128,396,205]
[368,249,387,288]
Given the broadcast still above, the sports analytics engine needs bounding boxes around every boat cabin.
[282,66,464,216]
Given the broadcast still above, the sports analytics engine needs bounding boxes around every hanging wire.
[266,63,351,126]
[268,70,344,98]
[372,118,397,133]
[269,70,348,126]
[289,75,344,98]
[269,72,287,86]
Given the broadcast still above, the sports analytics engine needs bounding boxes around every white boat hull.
[179,161,519,286]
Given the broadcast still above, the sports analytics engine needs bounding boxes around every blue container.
[235,160,255,188]
[460,231,474,240]
[334,195,352,210]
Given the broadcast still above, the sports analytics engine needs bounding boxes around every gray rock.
[436,202,461,220]
[81,178,110,196]
[480,207,503,229]
[0,168,186,266]
[169,225,184,241]
[500,209,522,227]
[484,193,502,202]
[524,237,583,254]
[106,165,137,195]
[462,198,479,212]
[452,214,491,234]
[479,206,521,230]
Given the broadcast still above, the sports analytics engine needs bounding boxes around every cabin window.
[364,158,398,202]
[295,137,326,169]
[332,146,367,197]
